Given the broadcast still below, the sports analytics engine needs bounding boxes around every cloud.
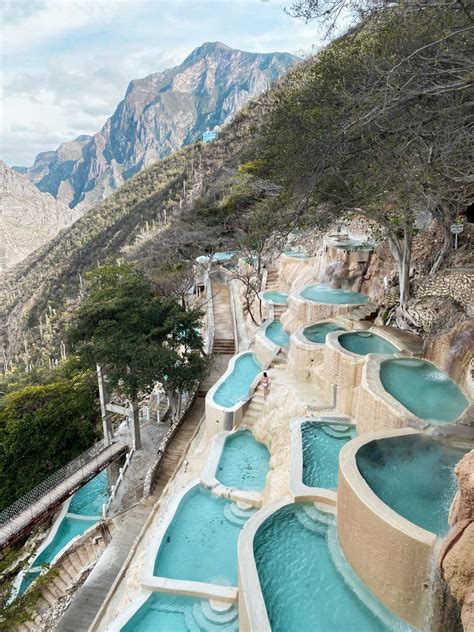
[1,0,323,166]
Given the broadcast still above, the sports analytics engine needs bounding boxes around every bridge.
[0,440,129,550]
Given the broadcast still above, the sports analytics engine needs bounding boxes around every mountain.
[18,42,298,210]
[0,161,81,272]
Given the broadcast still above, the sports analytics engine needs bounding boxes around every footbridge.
[0,440,129,549]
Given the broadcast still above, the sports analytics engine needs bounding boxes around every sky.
[0,0,325,167]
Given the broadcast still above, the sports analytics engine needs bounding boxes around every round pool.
[339,332,398,356]
[212,251,236,262]
[356,434,468,535]
[282,250,311,259]
[303,322,346,344]
[265,319,290,347]
[300,284,368,305]
[380,358,468,423]
[262,290,288,305]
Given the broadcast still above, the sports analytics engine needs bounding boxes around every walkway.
[0,441,128,549]
[56,354,231,632]
[211,277,235,354]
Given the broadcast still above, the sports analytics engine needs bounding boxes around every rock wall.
[440,450,474,632]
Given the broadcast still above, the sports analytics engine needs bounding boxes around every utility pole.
[97,364,113,446]
[131,399,141,450]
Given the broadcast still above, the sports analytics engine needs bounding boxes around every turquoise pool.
[303,322,346,344]
[121,593,238,632]
[262,290,288,305]
[282,250,311,259]
[380,358,468,423]
[302,422,356,490]
[19,471,107,593]
[339,332,398,356]
[265,319,289,347]
[301,284,368,305]
[217,430,270,491]
[254,503,411,631]
[213,353,262,408]
[212,251,236,262]
[154,485,255,586]
[356,434,468,535]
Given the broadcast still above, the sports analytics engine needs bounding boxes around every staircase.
[211,280,236,355]
[213,339,236,354]
[265,268,279,289]
[273,304,286,319]
[242,389,266,425]
[344,300,378,323]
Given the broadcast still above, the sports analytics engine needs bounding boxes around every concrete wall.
[337,430,437,630]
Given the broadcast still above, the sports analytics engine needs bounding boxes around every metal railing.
[0,440,128,545]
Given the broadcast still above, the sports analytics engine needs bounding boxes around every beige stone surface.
[441,450,474,632]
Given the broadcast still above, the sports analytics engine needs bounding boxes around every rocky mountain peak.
[18,42,299,210]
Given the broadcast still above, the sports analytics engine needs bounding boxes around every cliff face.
[19,42,298,209]
[0,161,81,272]
[441,450,474,632]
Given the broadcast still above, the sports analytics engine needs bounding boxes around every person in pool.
[262,372,270,401]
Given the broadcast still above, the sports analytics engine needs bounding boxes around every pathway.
[211,278,235,354]
[55,354,231,631]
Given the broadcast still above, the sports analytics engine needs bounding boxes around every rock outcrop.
[0,161,81,271]
[18,42,298,210]
[440,450,474,632]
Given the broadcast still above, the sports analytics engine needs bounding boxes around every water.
[213,353,262,408]
[356,435,468,535]
[303,322,346,344]
[282,249,309,258]
[380,358,468,423]
[262,290,288,305]
[154,485,255,586]
[217,430,270,491]
[121,593,239,632]
[333,239,373,251]
[19,471,107,593]
[302,422,356,489]
[254,503,410,631]
[301,284,368,305]
[339,332,398,356]
[212,252,236,262]
[265,319,289,346]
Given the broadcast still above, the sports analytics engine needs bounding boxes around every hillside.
[0,161,81,272]
[1,5,472,373]
[17,42,298,210]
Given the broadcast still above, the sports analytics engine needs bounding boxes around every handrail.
[228,278,240,354]
[0,441,128,547]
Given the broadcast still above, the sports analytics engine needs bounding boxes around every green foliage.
[68,264,208,400]
[0,566,59,631]
[0,370,99,510]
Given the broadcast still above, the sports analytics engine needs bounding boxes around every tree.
[67,265,207,431]
[0,373,99,510]
[254,5,473,324]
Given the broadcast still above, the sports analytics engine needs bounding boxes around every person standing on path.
[262,372,270,401]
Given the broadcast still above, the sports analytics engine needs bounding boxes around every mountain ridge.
[0,161,81,272]
[16,42,298,210]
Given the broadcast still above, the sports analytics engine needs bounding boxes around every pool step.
[223,501,256,526]
[294,505,328,535]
